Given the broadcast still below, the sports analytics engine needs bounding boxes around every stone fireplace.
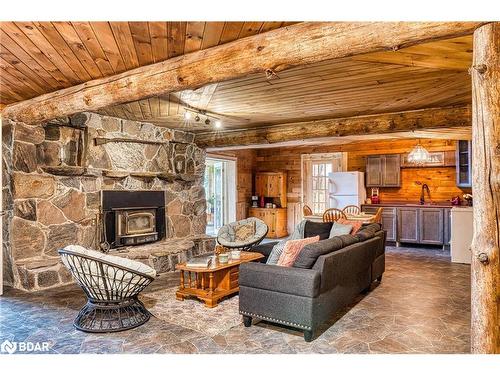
[2,112,214,291]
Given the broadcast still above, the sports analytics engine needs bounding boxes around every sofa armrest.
[251,242,278,262]
[239,262,321,298]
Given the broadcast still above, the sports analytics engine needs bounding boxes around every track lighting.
[183,111,191,120]
[215,120,222,129]
[205,118,211,125]
[182,107,222,128]
[194,114,200,122]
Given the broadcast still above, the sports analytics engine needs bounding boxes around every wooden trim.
[196,106,471,148]
[2,22,483,124]
[470,23,500,354]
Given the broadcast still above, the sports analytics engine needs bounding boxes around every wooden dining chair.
[303,204,313,216]
[373,207,383,224]
[322,208,347,223]
[342,205,361,215]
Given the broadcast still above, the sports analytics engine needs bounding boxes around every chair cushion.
[304,221,333,240]
[234,221,256,242]
[337,218,363,234]
[217,217,268,248]
[61,245,157,278]
[329,222,353,238]
[293,234,359,269]
[277,236,320,267]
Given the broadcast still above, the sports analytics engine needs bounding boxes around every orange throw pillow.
[277,236,320,267]
[337,218,363,234]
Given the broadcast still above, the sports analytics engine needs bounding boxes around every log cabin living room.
[0,1,499,370]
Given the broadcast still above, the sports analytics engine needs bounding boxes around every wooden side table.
[175,251,264,308]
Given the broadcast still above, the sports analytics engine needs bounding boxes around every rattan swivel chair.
[59,245,157,333]
[217,217,268,251]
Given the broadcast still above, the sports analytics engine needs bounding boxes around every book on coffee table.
[186,256,212,268]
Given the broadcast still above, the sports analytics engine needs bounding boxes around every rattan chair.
[59,245,156,333]
[322,208,348,223]
[217,217,268,251]
[303,204,313,216]
[342,205,361,215]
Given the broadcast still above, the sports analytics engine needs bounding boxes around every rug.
[141,287,242,336]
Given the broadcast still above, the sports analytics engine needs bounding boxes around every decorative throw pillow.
[337,218,363,234]
[329,222,353,238]
[234,221,256,242]
[277,236,320,267]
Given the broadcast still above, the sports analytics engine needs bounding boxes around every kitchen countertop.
[361,201,457,208]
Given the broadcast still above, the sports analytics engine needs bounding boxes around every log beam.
[470,22,500,354]
[195,106,471,148]
[2,22,483,124]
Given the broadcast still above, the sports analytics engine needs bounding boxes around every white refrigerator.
[328,172,366,209]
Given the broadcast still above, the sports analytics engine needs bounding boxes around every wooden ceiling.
[1,22,473,140]
[0,21,294,105]
[97,35,473,132]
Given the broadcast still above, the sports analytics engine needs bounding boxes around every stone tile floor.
[0,246,470,354]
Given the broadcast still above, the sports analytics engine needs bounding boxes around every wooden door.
[366,156,382,186]
[267,174,281,197]
[382,154,401,187]
[419,208,444,245]
[398,207,419,243]
[255,174,266,196]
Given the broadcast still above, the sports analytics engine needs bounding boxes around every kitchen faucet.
[419,183,431,205]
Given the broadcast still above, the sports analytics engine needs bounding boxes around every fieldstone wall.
[2,112,210,291]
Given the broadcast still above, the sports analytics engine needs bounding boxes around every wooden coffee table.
[175,251,264,308]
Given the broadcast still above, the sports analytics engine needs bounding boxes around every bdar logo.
[1,340,17,354]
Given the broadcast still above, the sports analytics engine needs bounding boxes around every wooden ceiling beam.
[2,22,483,124]
[195,106,471,149]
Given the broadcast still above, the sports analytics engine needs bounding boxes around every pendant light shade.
[407,142,431,165]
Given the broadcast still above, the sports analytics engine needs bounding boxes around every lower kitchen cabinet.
[361,206,397,242]
[398,207,419,243]
[248,208,288,238]
[419,208,444,245]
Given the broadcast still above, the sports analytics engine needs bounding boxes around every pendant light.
[407,140,431,165]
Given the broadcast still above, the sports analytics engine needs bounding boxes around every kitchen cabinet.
[361,206,397,242]
[248,208,288,238]
[419,208,444,245]
[254,171,287,208]
[456,140,472,188]
[443,208,451,246]
[366,155,401,187]
[398,207,419,243]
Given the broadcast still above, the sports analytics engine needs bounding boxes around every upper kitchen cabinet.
[255,171,287,208]
[456,140,472,188]
[366,154,401,187]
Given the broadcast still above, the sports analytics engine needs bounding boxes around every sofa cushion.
[304,221,333,240]
[329,222,353,238]
[337,218,363,234]
[354,223,382,242]
[293,234,359,269]
[277,236,320,267]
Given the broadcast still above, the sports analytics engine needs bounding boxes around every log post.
[470,22,500,354]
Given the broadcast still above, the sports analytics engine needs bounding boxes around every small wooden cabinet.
[456,140,472,188]
[249,208,288,238]
[398,207,419,243]
[366,154,401,187]
[398,207,444,245]
[255,171,287,208]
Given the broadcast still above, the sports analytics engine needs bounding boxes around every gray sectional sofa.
[239,221,386,341]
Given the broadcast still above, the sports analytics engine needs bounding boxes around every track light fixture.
[205,118,211,125]
[182,107,222,128]
[194,114,200,122]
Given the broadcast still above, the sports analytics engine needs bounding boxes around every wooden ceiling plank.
[138,98,153,120]
[260,22,285,33]
[71,22,115,76]
[167,22,187,58]
[158,97,170,117]
[0,56,45,95]
[1,22,73,86]
[149,22,169,63]
[90,22,127,74]
[0,77,26,101]
[219,22,245,44]
[129,22,154,66]
[32,22,93,81]
[150,97,160,118]
[200,22,225,49]
[109,22,140,70]
[238,22,264,38]
[0,41,54,91]
[15,21,82,84]
[3,22,483,124]
[184,22,206,53]
[0,62,40,98]
[51,22,103,79]
[195,106,471,148]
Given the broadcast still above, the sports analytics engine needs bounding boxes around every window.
[302,153,346,215]
[311,162,333,214]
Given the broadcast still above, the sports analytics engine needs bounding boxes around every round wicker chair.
[217,217,268,251]
[59,245,156,333]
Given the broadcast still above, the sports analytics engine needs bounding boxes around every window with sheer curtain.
[302,153,346,215]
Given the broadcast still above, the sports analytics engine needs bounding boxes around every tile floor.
[0,246,471,354]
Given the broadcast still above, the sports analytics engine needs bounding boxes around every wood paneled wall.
[252,139,471,228]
